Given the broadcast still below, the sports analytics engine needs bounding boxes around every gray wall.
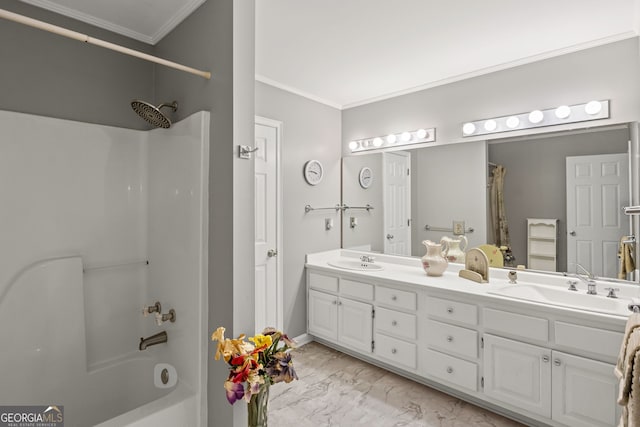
[0,2,154,129]
[488,127,630,273]
[154,1,255,426]
[255,81,342,338]
[343,38,640,149]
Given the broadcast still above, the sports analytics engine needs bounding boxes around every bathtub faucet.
[139,331,168,351]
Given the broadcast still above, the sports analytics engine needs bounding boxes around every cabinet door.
[308,289,338,341]
[483,334,551,418]
[338,297,373,353]
[552,351,620,427]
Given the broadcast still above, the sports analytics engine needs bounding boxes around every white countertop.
[306,249,637,325]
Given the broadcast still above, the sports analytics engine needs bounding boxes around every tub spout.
[139,331,167,350]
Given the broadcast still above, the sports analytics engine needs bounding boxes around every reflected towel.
[619,236,636,280]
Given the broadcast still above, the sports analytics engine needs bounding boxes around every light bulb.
[462,123,476,135]
[505,116,520,129]
[416,129,428,139]
[585,100,602,115]
[401,131,412,142]
[484,120,497,132]
[555,105,571,119]
[528,110,544,124]
[386,134,397,144]
[372,137,383,147]
[348,141,359,151]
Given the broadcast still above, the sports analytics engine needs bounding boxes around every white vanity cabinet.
[483,334,552,418]
[482,307,622,427]
[424,295,480,392]
[374,286,418,370]
[484,334,619,427]
[308,272,374,354]
[305,253,626,427]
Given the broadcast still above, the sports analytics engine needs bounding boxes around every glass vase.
[247,382,270,427]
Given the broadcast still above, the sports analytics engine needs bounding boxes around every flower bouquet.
[211,327,298,427]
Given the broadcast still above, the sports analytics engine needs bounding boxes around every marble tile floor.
[269,341,525,427]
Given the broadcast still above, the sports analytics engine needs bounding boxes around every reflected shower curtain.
[490,165,511,250]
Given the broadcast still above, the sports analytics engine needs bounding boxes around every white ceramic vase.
[441,235,468,263]
[421,240,449,276]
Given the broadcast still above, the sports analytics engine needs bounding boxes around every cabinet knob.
[542,355,549,363]
[391,348,397,354]
[391,295,397,301]
[446,307,454,314]
[446,335,454,342]
[332,300,337,305]
[338,301,342,306]
[392,320,398,326]
[446,367,454,374]
[554,359,561,366]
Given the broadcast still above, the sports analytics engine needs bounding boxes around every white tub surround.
[0,110,208,427]
[306,249,632,427]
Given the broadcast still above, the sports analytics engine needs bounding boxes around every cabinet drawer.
[376,286,416,311]
[308,272,338,293]
[425,320,477,359]
[426,296,477,326]
[484,308,548,342]
[376,307,417,340]
[374,333,417,370]
[340,279,373,301]
[424,349,478,391]
[555,321,623,360]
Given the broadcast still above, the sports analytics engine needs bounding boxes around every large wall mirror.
[342,124,639,283]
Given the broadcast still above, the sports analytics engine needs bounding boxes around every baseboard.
[292,333,314,347]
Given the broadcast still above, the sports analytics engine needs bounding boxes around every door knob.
[569,231,576,236]
[267,249,278,257]
[387,234,394,240]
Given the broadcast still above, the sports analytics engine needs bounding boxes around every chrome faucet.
[360,255,375,264]
[139,331,168,350]
[574,263,597,295]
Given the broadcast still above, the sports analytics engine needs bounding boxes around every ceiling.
[18,0,639,109]
[256,0,640,109]
[19,0,206,44]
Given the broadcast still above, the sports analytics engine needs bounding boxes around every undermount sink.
[488,284,630,316]
[327,260,384,271]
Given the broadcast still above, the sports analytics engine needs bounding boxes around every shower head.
[130,100,178,129]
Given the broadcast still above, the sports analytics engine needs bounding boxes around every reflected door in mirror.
[383,152,411,255]
[566,153,629,278]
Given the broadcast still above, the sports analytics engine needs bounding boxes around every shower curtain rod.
[0,8,211,80]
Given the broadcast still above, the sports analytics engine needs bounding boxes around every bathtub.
[0,110,209,427]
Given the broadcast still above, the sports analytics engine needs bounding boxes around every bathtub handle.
[143,301,162,317]
[155,309,176,325]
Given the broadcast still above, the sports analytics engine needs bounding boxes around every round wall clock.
[359,167,373,188]
[304,160,324,185]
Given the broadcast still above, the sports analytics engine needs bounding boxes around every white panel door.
[308,290,338,341]
[383,151,411,255]
[254,121,280,334]
[337,297,373,353]
[551,351,620,427]
[566,153,629,277]
[483,334,552,418]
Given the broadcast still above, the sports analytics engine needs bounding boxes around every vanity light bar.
[348,128,436,153]
[461,100,610,137]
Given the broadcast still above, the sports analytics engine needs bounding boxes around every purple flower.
[266,351,298,384]
[224,380,245,404]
